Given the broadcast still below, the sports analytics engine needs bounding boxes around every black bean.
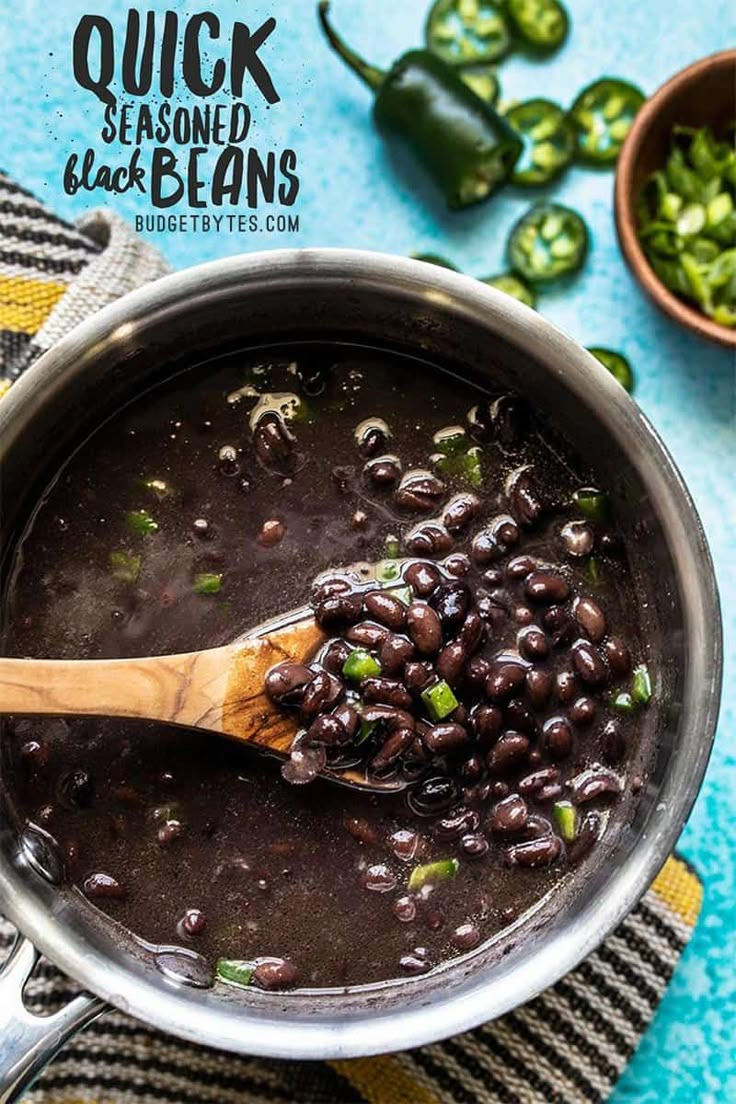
[490,793,528,833]
[542,605,577,647]
[470,703,503,746]
[504,698,537,735]
[459,755,484,783]
[394,470,446,513]
[365,456,402,486]
[519,626,549,661]
[570,766,622,804]
[361,704,415,731]
[257,519,285,547]
[405,560,442,597]
[345,620,389,647]
[601,720,626,764]
[538,783,564,802]
[179,909,207,937]
[465,655,492,694]
[555,670,577,703]
[487,732,530,774]
[344,816,379,845]
[423,723,470,755]
[404,661,434,694]
[514,606,534,626]
[568,696,596,726]
[461,832,489,856]
[192,518,211,539]
[394,896,417,923]
[518,767,560,796]
[408,775,459,816]
[526,668,552,709]
[400,950,430,974]
[332,704,360,741]
[471,530,498,567]
[253,413,295,469]
[459,610,484,654]
[218,444,240,475]
[443,493,481,532]
[357,420,390,458]
[433,806,480,839]
[364,591,407,631]
[604,637,632,676]
[436,640,467,688]
[253,959,300,990]
[307,714,348,746]
[491,395,529,448]
[574,597,607,642]
[58,768,94,809]
[370,727,414,771]
[379,633,415,676]
[387,828,420,862]
[406,602,442,655]
[506,555,537,579]
[265,661,313,706]
[322,639,352,676]
[567,812,602,864]
[363,677,413,710]
[486,663,526,703]
[509,470,543,526]
[506,835,561,867]
[525,571,570,604]
[544,717,573,760]
[452,922,482,951]
[444,553,471,578]
[560,520,594,558]
[351,510,369,531]
[83,872,125,899]
[300,671,344,718]
[572,640,608,686]
[314,592,363,628]
[312,574,353,602]
[431,582,471,632]
[405,521,454,557]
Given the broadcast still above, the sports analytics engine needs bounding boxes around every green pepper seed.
[553,800,578,842]
[126,509,158,536]
[570,78,645,166]
[507,203,588,282]
[631,664,652,705]
[109,551,141,584]
[408,858,459,891]
[194,573,223,595]
[426,0,512,65]
[216,959,254,988]
[422,679,460,721]
[343,649,382,682]
[506,0,569,52]
[587,347,635,393]
[506,99,575,186]
[482,273,537,308]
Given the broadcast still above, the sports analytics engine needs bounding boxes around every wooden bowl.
[615,49,736,349]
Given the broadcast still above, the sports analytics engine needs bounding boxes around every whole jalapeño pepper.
[317,3,522,210]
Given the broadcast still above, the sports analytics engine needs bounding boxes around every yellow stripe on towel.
[330,1056,440,1104]
[0,274,68,333]
[651,854,703,928]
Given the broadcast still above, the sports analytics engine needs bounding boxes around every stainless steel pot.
[0,250,722,1101]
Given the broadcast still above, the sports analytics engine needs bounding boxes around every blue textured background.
[0,1,734,1099]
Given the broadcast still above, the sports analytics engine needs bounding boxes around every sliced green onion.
[573,488,610,522]
[216,959,254,988]
[194,573,223,595]
[435,445,483,488]
[553,800,578,842]
[408,858,459,892]
[587,347,635,393]
[384,535,401,559]
[109,551,141,584]
[631,664,652,705]
[126,509,158,536]
[376,560,401,583]
[356,718,378,745]
[433,426,468,455]
[343,649,382,682]
[583,557,602,586]
[422,680,459,722]
[611,691,635,715]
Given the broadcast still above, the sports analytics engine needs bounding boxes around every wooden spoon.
[0,610,405,793]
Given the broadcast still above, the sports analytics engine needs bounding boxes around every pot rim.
[0,248,722,1059]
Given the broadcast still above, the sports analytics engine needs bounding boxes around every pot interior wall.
[0,260,702,1044]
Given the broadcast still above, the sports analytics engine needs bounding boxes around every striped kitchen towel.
[0,172,704,1104]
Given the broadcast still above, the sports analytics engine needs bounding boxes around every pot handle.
[0,933,106,1104]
